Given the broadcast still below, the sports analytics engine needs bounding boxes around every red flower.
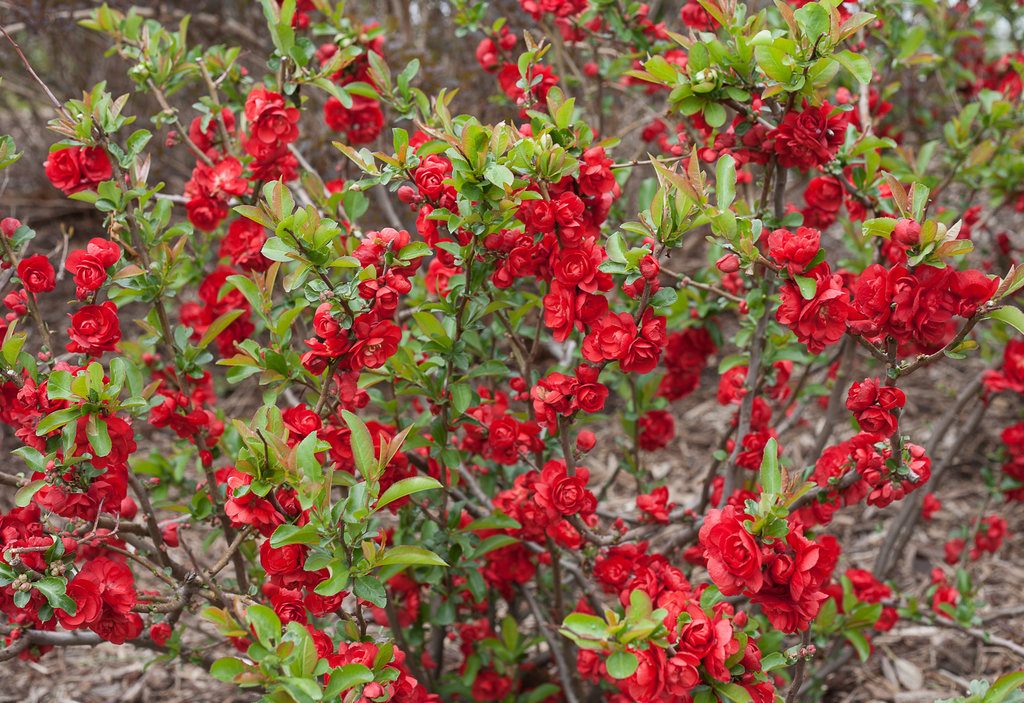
[806,175,844,211]
[17,255,55,294]
[471,669,513,702]
[577,146,615,198]
[324,96,385,145]
[67,301,122,355]
[349,314,401,369]
[776,263,851,354]
[79,146,113,183]
[149,623,172,647]
[771,101,849,170]
[698,505,763,596]
[44,147,82,193]
[220,219,271,272]
[638,409,675,451]
[767,226,820,277]
[66,238,120,299]
[45,146,112,195]
[535,460,596,516]
[412,154,452,201]
[636,486,674,523]
[244,86,300,160]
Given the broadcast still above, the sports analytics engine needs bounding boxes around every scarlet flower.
[471,670,513,702]
[66,238,120,299]
[260,540,307,583]
[698,505,763,596]
[767,226,821,277]
[771,101,849,170]
[776,263,851,354]
[623,646,666,702]
[67,301,122,355]
[220,218,271,272]
[348,314,401,369]
[716,365,747,405]
[574,364,608,413]
[680,0,718,30]
[244,86,300,160]
[45,146,112,195]
[185,196,229,232]
[535,460,596,516]
[44,147,82,194]
[804,176,844,213]
[637,409,675,451]
[324,96,385,145]
[577,146,615,197]
[17,255,55,294]
[985,339,1024,393]
[149,623,172,647]
[636,486,673,523]
[57,574,103,629]
[412,154,452,201]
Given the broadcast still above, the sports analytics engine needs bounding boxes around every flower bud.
[396,185,418,204]
[576,430,597,453]
[639,254,660,281]
[716,254,740,273]
[691,68,719,94]
[119,496,138,520]
[1,218,21,237]
[893,218,921,247]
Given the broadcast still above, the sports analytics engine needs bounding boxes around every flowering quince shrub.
[2,0,1024,701]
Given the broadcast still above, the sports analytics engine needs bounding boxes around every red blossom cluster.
[697,506,839,633]
[43,146,112,195]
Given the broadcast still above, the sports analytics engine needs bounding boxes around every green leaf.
[2,331,25,366]
[225,275,263,310]
[46,370,75,401]
[313,564,350,596]
[794,2,830,41]
[469,534,520,559]
[198,309,246,349]
[270,523,320,547]
[760,652,787,671]
[462,512,521,531]
[716,154,736,208]
[606,233,628,264]
[34,577,76,614]
[260,237,295,262]
[984,671,1024,703]
[759,438,781,494]
[703,102,726,129]
[483,163,514,189]
[844,629,871,662]
[835,50,872,84]
[561,613,608,641]
[376,476,443,510]
[86,415,112,458]
[450,384,473,416]
[606,651,639,680]
[353,575,387,607]
[14,479,44,508]
[989,306,1024,335]
[341,410,376,479]
[862,217,897,239]
[210,657,249,683]
[716,682,754,703]
[246,604,281,647]
[36,407,81,436]
[375,545,448,568]
[323,664,374,698]
[793,274,817,300]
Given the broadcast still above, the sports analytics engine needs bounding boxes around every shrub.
[0,1,1023,701]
